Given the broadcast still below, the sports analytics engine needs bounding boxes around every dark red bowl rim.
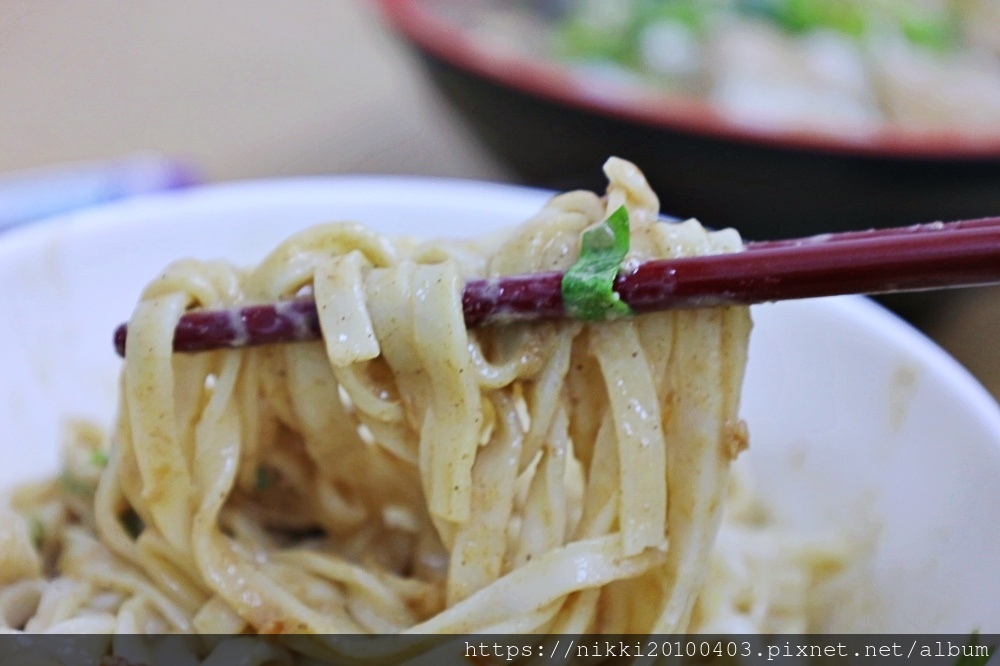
[378,0,1000,161]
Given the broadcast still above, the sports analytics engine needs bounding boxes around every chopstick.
[745,216,1000,250]
[112,217,1000,357]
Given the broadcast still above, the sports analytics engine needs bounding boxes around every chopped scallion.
[561,205,634,321]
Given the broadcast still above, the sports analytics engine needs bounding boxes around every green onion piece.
[556,19,633,64]
[90,451,109,468]
[557,0,710,70]
[900,10,959,51]
[955,631,993,666]
[779,0,867,37]
[636,0,707,33]
[561,205,634,321]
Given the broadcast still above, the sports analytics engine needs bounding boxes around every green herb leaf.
[900,9,960,52]
[956,631,994,666]
[775,0,867,37]
[90,451,109,468]
[636,0,708,33]
[556,19,634,64]
[561,205,634,321]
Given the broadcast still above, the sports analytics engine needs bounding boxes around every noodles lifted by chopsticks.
[2,158,842,652]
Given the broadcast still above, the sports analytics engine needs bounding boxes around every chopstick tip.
[114,324,127,358]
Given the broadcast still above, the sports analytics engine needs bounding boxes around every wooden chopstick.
[745,216,1000,250]
[113,218,1000,357]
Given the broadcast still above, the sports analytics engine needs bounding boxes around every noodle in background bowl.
[0,176,999,633]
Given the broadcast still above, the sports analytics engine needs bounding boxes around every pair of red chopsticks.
[113,217,1000,357]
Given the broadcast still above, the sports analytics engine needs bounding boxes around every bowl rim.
[378,0,1000,160]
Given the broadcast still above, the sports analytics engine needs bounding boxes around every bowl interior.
[1,177,999,632]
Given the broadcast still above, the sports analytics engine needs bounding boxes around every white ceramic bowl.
[1,177,998,633]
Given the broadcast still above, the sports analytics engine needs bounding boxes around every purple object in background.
[0,153,199,231]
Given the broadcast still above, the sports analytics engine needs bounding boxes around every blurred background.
[0,2,506,182]
[1,0,997,398]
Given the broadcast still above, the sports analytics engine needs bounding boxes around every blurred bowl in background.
[378,0,1000,242]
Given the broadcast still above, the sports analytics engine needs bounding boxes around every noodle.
[1,158,845,654]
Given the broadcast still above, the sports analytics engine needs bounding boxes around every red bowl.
[379,0,1000,241]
